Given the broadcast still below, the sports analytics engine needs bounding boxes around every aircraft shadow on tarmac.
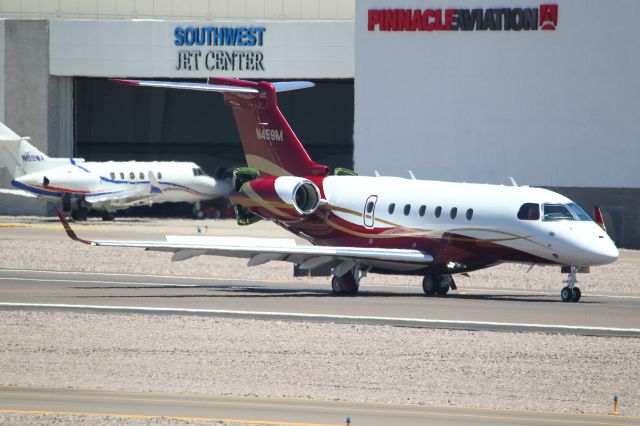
[70,284,599,303]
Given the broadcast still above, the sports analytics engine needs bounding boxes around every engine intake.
[275,176,321,215]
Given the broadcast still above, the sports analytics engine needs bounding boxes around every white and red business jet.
[57,77,618,302]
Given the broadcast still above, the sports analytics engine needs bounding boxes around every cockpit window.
[192,168,206,177]
[566,202,591,221]
[542,203,577,221]
[517,203,540,220]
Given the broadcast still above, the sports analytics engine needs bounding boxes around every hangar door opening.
[74,78,354,177]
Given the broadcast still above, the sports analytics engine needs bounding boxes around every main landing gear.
[422,274,456,296]
[560,266,581,302]
[331,267,369,296]
[101,210,115,221]
[193,202,205,219]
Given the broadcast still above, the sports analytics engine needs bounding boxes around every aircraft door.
[363,195,378,228]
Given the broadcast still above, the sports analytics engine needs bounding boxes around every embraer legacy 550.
[0,122,230,220]
[57,78,618,302]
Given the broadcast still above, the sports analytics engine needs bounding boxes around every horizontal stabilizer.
[112,79,315,94]
[0,122,20,140]
[271,81,315,92]
[111,79,259,94]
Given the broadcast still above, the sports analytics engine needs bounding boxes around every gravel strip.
[0,413,249,425]
[1,310,638,417]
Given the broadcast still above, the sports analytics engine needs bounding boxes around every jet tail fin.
[113,78,329,177]
[148,170,162,194]
[594,206,606,231]
[0,121,53,178]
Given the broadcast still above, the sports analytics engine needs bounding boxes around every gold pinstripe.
[324,204,547,247]
[245,154,292,176]
[240,182,298,220]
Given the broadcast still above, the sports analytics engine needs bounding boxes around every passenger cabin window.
[157,172,162,179]
[466,208,474,220]
[129,172,135,180]
[403,204,411,215]
[419,205,426,217]
[388,203,395,214]
[139,172,144,179]
[450,207,457,219]
[517,203,540,220]
[120,172,125,179]
[435,206,442,218]
[110,172,115,180]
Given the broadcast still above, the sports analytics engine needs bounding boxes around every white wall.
[354,0,640,188]
[0,0,354,20]
[0,20,5,122]
[49,19,353,79]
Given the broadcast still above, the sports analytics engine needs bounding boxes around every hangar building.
[0,0,355,215]
[1,0,639,248]
[355,0,640,247]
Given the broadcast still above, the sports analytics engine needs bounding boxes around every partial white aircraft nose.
[591,237,619,265]
[551,222,619,266]
[199,176,231,198]
[15,173,40,186]
[575,228,619,266]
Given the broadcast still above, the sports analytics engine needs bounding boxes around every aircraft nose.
[198,177,230,198]
[209,179,231,197]
[581,235,619,266]
[15,174,43,187]
[594,239,619,265]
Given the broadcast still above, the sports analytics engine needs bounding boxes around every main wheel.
[101,211,115,221]
[436,275,454,295]
[194,209,205,219]
[71,207,88,222]
[331,272,359,296]
[422,276,437,295]
[560,286,572,302]
[571,287,581,302]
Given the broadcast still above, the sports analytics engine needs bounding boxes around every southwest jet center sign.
[174,25,266,71]
[368,4,558,31]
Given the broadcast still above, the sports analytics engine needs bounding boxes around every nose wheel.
[561,266,581,302]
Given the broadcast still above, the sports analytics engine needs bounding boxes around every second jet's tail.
[113,78,329,178]
[0,122,54,178]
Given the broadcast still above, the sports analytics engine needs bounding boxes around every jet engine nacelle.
[274,176,321,215]
[235,176,322,218]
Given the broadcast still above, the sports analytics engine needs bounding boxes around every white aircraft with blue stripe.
[0,121,230,220]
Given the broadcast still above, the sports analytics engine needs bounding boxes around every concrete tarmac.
[0,269,638,336]
[1,386,638,426]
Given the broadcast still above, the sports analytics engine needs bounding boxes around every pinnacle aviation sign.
[368,4,558,32]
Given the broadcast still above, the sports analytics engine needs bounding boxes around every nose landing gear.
[560,266,581,302]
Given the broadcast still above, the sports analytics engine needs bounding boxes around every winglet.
[594,206,606,231]
[55,207,93,245]
[148,170,162,194]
